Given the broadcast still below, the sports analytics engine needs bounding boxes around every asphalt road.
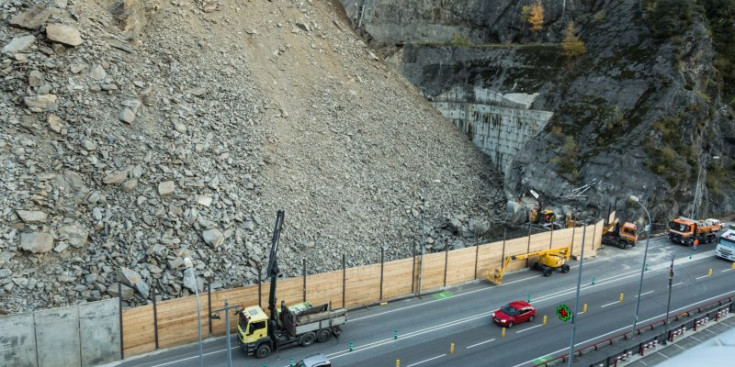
[113,231,735,367]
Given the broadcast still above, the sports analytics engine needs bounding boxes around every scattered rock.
[10,5,52,30]
[202,228,224,248]
[158,181,175,196]
[119,107,136,124]
[16,210,48,224]
[20,232,54,253]
[23,94,57,112]
[46,24,83,47]
[117,267,149,298]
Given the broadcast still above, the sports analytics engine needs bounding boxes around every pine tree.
[528,1,544,32]
[561,21,586,58]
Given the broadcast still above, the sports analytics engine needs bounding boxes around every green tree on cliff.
[561,22,586,58]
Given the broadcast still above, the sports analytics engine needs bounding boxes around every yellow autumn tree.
[522,1,544,32]
[561,21,586,58]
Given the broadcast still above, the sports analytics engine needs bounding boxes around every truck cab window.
[249,320,266,334]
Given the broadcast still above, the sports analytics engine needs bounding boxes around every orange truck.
[667,217,722,246]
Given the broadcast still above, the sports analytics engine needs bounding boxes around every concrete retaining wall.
[0,299,120,367]
[0,312,36,367]
[35,306,81,367]
[431,87,553,177]
[79,299,120,366]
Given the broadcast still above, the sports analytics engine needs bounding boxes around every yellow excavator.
[487,245,571,285]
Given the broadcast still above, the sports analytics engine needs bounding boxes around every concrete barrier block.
[0,312,36,367]
[35,305,81,367]
[79,299,120,366]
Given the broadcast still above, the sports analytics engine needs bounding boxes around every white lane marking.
[637,290,655,297]
[406,354,446,367]
[696,274,710,280]
[516,324,543,333]
[672,282,684,287]
[466,338,496,349]
[601,301,619,308]
[511,289,735,367]
[721,268,733,273]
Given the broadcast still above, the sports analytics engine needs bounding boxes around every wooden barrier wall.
[121,220,603,357]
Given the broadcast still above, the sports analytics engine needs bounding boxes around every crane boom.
[266,210,285,349]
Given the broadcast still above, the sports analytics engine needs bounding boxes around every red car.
[492,301,536,328]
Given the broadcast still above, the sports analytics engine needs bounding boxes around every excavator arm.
[487,245,571,285]
[266,210,285,350]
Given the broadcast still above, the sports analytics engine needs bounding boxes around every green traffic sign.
[556,304,571,322]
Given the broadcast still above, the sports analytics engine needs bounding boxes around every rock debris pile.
[0,0,504,314]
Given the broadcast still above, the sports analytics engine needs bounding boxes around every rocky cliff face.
[340,0,735,224]
[0,0,506,314]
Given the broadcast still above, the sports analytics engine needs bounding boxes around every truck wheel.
[301,332,316,347]
[708,235,715,243]
[561,264,570,273]
[618,241,627,249]
[531,261,539,270]
[317,329,331,343]
[255,343,271,359]
[543,267,552,277]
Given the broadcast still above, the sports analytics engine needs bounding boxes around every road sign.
[556,304,571,322]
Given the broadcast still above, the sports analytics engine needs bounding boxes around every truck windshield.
[669,222,689,232]
[719,237,735,248]
[238,312,249,329]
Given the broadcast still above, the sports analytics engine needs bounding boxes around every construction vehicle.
[667,217,722,246]
[601,220,638,249]
[487,245,571,285]
[236,210,347,358]
[715,226,735,261]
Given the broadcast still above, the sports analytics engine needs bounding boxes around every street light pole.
[210,299,240,367]
[417,180,441,297]
[630,196,651,336]
[184,257,204,367]
[663,255,675,344]
[567,222,587,367]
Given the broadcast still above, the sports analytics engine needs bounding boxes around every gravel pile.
[0,0,505,314]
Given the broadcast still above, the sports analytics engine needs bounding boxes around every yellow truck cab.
[237,306,270,354]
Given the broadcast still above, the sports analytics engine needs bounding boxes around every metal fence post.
[380,247,384,300]
[342,254,346,308]
[302,258,307,302]
[118,282,124,359]
[526,225,532,267]
[411,245,416,294]
[152,288,159,350]
[257,266,262,309]
[474,244,479,280]
[444,246,449,287]
[207,281,212,336]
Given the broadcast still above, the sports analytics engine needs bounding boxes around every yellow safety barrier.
[709,268,713,276]
[396,359,400,367]
[450,342,455,354]
[620,293,624,302]
[543,315,547,325]
[583,303,588,314]
[502,327,506,337]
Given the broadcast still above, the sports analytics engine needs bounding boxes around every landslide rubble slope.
[0,0,503,313]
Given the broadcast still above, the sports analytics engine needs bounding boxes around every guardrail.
[533,296,734,366]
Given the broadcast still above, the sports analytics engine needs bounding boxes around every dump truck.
[601,220,638,249]
[487,245,571,285]
[667,217,722,246]
[236,210,347,358]
[715,226,735,261]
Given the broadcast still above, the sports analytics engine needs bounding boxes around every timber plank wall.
[121,220,603,357]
